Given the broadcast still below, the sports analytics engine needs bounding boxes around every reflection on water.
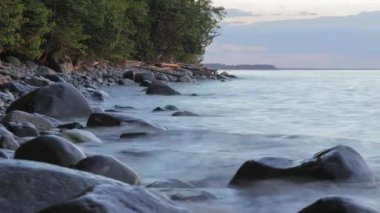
[83,70,380,212]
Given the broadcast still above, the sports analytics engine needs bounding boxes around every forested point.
[0,0,225,66]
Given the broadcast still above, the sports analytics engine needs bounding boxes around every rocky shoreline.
[0,57,378,212]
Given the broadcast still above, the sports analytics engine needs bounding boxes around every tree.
[0,1,24,53]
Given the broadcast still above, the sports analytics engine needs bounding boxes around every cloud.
[226,9,262,17]
[208,44,268,53]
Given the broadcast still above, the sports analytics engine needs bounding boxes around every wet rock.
[120,132,148,138]
[140,80,152,87]
[0,149,14,159]
[2,110,57,131]
[178,74,193,83]
[8,82,37,96]
[172,111,199,117]
[4,122,39,137]
[230,145,375,186]
[153,107,165,112]
[25,76,52,87]
[156,73,170,82]
[36,65,56,75]
[220,71,237,78]
[87,112,161,130]
[7,82,93,118]
[146,81,181,96]
[114,105,135,110]
[0,126,14,137]
[58,122,84,130]
[0,135,19,150]
[134,72,155,83]
[39,184,190,213]
[61,129,102,144]
[84,88,109,101]
[168,189,216,202]
[165,105,179,111]
[299,197,378,213]
[0,160,126,213]
[147,179,194,188]
[75,155,140,185]
[15,135,86,167]
[0,75,12,86]
[122,70,135,80]
[43,74,66,82]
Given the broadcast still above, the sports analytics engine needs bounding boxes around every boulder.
[75,155,140,185]
[6,82,93,118]
[140,80,152,87]
[122,70,135,80]
[134,72,155,83]
[0,135,19,150]
[146,81,181,96]
[0,160,126,213]
[39,184,190,213]
[172,111,199,117]
[2,110,57,131]
[299,197,378,213]
[153,105,179,112]
[14,135,86,167]
[156,73,170,82]
[58,122,84,130]
[35,65,56,75]
[0,149,14,159]
[25,76,52,87]
[4,122,39,137]
[61,129,102,144]
[178,74,193,83]
[147,179,194,188]
[230,145,375,186]
[87,113,162,131]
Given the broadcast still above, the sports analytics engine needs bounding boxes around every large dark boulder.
[4,122,39,137]
[146,81,181,96]
[15,135,86,167]
[299,197,378,213]
[39,184,190,213]
[230,145,375,186]
[0,160,126,213]
[6,82,93,118]
[75,155,140,185]
[122,70,135,80]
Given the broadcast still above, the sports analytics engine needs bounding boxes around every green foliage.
[0,0,225,64]
[0,1,24,52]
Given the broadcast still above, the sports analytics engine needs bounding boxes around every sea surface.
[83,70,380,212]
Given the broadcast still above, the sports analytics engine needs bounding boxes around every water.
[83,70,380,212]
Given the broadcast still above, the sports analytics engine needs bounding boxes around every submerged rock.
[147,179,194,189]
[0,160,126,213]
[7,82,93,118]
[61,129,102,144]
[146,81,181,96]
[75,155,140,185]
[15,135,86,167]
[120,132,148,138]
[299,197,378,213]
[172,111,199,117]
[87,113,163,133]
[230,145,375,186]
[39,184,190,213]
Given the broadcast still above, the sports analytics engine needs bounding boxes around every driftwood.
[137,65,182,77]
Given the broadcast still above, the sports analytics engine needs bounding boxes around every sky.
[204,0,380,68]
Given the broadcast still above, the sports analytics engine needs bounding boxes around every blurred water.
[83,70,380,212]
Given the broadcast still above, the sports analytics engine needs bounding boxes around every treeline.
[0,0,224,65]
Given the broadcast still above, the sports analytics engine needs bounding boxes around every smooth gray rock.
[0,160,126,213]
[299,197,378,213]
[61,129,102,144]
[146,82,181,96]
[75,155,140,185]
[0,135,19,150]
[39,184,190,213]
[5,122,39,137]
[7,82,93,118]
[2,110,56,131]
[15,135,86,167]
[230,145,375,186]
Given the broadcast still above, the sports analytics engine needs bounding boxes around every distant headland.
[204,63,277,70]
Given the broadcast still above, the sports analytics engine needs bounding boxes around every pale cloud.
[208,44,268,53]
[215,0,380,24]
